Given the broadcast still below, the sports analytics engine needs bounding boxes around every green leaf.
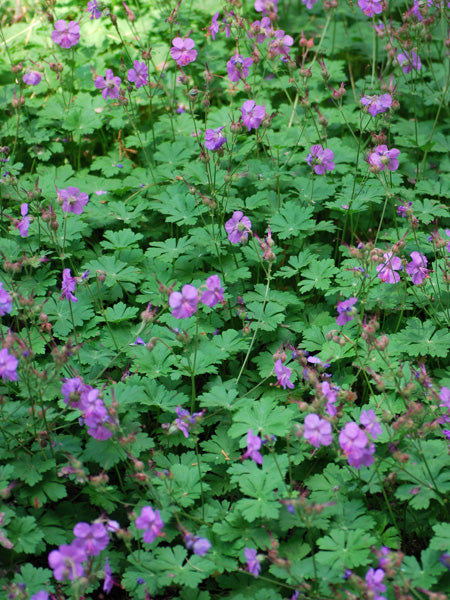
[401,548,447,588]
[316,528,376,569]
[8,516,44,554]
[270,202,315,240]
[389,318,450,358]
[228,396,297,438]
[298,259,339,293]
[103,302,139,323]
[430,523,450,552]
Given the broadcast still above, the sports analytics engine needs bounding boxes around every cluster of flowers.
[48,519,116,592]
[62,378,116,441]
[377,251,430,284]
[0,283,19,383]
[163,405,205,438]
[169,275,224,319]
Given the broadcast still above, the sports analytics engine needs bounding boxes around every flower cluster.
[168,275,224,319]
[361,93,392,117]
[163,405,205,438]
[62,378,116,440]
[339,411,381,469]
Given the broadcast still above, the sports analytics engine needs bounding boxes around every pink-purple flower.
[83,398,115,440]
[361,93,392,117]
[23,71,42,86]
[201,275,224,307]
[51,20,80,49]
[128,60,149,89]
[184,534,211,556]
[95,69,122,100]
[360,409,382,440]
[169,284,199,318]
[73,522,109,556]
[58,186,89,214]
[242,429,263,465]
[306,145,335,175]
[227,55,253,82]
[0,348,18,382]
[376,252,402,284]
[204,127,227,151]
[225,211,252,244]
[365,567,386,594]
[170,38,197,67]
[274,359,295,390]
[336,297,357,326]
[397,51,422,73]
[248,17,273,43]
[135,506,164,544]
[368,145,400,172]
[17,203,30,237]
[245,547,261,577]
[254,0,278,15]
[208,12,220,40]
[358,0,383,17]
[103,558,114,593]
[302,0,318,7]
[339,422,375,469]
[0,282,13,316]
[87,0,102,19]
[269,30,294,57]
[405,251,430,285]
[61,268,78,302]
[48,543,86,581]
[303,414,333,448]
[241,100,266,131]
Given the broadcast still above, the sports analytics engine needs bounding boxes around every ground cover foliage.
[0,0,450,598]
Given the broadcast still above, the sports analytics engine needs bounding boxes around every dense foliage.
[0,0,449,599]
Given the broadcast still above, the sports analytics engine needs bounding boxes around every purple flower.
[31,593,49,600]
[274,359,295,390]
[204,127,227,151]
[306,145,335,175]
[23,71,42,85]
[201,275,224,307]
[0,348,18,382]
[440,387,450,409]
[61,269,78,302]
[87,0,102,19]
[254,0,278,15]
[227,55,253,82]
[73,522,109,556]
[169,284,198,319]
[128,60,148,89]
[365,568,386,593]
[51,20,80,49]
[368,145,400,172]
[302,0,318,7]
[48,542,86,581]
[440,553,450,570]
[83,398,115,440]
[405,251,430,285]
[360,409,382,440]
[103,557,114,593]
[62,377,92,408]
[0,282,13,316]
[208,12,220,40]
[17,203,30,237]
[95,69,122,100]
[185,534,211,556]
[339,422,375,469]
[170,37,197,66]
[358,0,383,17]
[245,547,261,577]
[303,414,333,448]
[376,252,402,284]
[242,429,263,465]
[173,405,205,438]
[58,186,89,214]
[361,93,392,117]
[336,297,357,326]
[269,30,294,57]
[321,381,338,416]
[135,506,164,544]
[248,17,273,43]
[241,100,266,131]
[225,211,252,244]
[397,201,412,217]
[397,51,422,73]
